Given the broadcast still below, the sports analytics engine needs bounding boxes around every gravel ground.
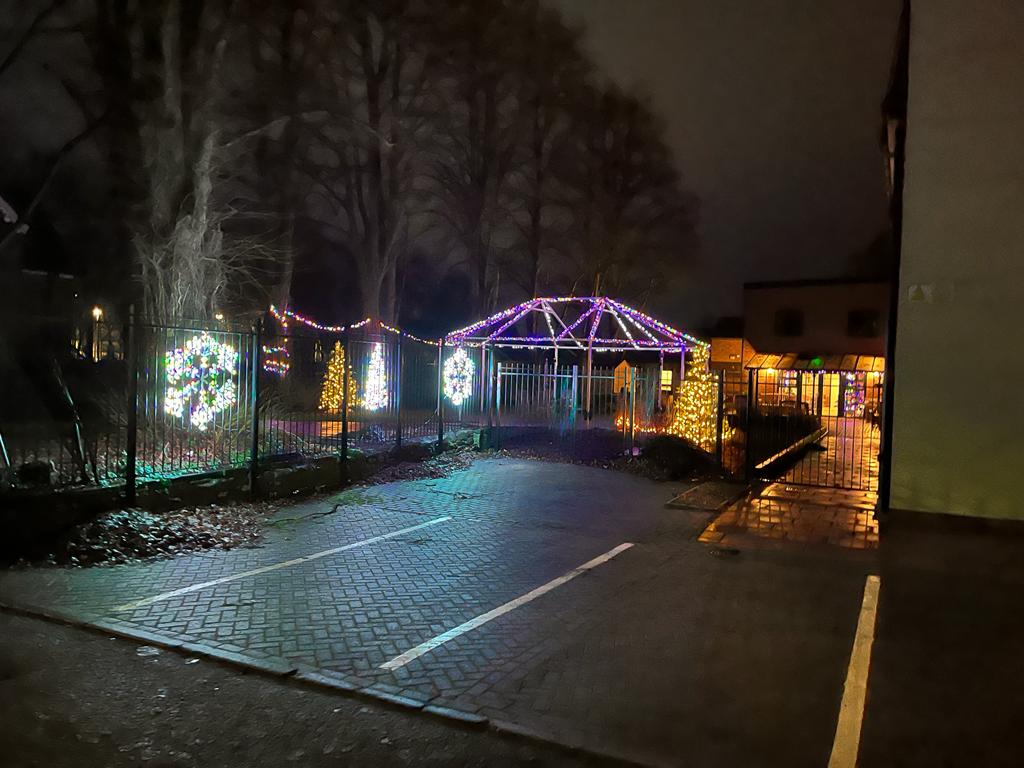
[0,612,616,768]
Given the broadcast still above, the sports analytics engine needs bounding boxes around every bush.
[640,434,718,480]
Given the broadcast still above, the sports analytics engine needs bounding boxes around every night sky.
[553,0,901,327]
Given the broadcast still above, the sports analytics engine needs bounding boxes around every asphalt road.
[0,612,612,768]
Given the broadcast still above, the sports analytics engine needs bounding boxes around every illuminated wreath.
[443,347,474,406]
[165,333,239,430]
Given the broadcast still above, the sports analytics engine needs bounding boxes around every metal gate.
[745,368,884,492]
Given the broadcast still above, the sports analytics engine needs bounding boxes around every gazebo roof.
[445,296,706,352]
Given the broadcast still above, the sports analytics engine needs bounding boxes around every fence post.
[395,334,403,450]
[744,368,755,481]
[249,318,262,499]
[342,331,350,468]
[491,362,499,423]
[570,364,579,458]
[628,367,636,454]
[485,346,493,431]
[124,304,139,506]
[715,370,725,465]
[436,338,444,449]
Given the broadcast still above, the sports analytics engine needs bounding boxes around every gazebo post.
[658,350,665,409]
[553,343,559,404]
[479,344,487,415]
[585,340,593,421]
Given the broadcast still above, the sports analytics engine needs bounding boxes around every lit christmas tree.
[667,344,719,448]
[362,341,388,411]
[318,341,358,413]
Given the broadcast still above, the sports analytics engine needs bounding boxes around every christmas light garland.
[262,345,290,376]
[165,333,239,431]
[443,347,474,406]
[267,306,438,346]
[445,296,707,351]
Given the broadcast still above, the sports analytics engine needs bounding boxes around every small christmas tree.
[667,344,719,448]
[363,341,388,411]
[319,341,358,413]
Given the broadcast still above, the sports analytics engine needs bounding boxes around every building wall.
[743,282,888,356]
[891,0,1024,519]
[710,337,756,371]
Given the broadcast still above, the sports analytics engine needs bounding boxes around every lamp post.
[91,306,103,361]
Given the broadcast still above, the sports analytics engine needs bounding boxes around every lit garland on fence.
[667,344,718,448]
[443,347,474,406]
[270,304,350,333]
[319,341,358,413]
[164,333,239,431]
[262,345,290,376]
[267,305,438,346]
[363,342,388,411]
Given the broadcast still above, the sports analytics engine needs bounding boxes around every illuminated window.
[660,369,673,392]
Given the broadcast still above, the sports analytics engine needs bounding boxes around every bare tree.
[504,1,590,306]
[297,0,443,323]
[425,0,535,316]
[86,0,294,321]
[0,0,100,260]
[569,85,696,300]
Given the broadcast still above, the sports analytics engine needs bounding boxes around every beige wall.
[743,282,888,356]
[891,0,1024,519]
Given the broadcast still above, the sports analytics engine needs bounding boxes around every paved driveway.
[0,459,876,766]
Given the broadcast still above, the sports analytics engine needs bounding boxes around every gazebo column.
[658,350,665,409]
[585,340,593,421]
[479,344,487,414]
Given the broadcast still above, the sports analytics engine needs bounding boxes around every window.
[774,308,804,337]
[660,369,674,392]
[847,309,881,338]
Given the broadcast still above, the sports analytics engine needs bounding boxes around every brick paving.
[0,458,876,766]
[779,416,880,493]
[699,482,880,550]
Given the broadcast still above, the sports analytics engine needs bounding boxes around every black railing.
[0,313,750,497]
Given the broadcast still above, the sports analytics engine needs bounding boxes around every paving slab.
[0,458,875,766]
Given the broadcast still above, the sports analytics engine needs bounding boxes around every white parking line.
[380,542,634,671]
[828,574,881,768]
[113,516,452,612]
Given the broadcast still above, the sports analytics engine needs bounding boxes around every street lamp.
[91,306,103,361]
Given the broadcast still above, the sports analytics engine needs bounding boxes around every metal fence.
[6,313,882,498]
[0,315,456,496]
[745,368,883,491]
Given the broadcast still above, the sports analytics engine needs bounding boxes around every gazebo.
[443,296,707,418]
